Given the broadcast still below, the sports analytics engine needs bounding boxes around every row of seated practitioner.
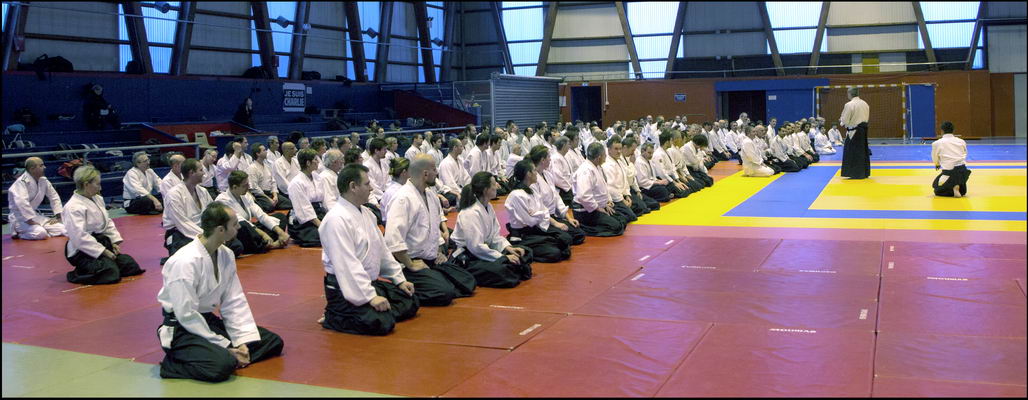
[5,114,971,383]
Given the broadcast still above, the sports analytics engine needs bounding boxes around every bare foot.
[953,185,962,198]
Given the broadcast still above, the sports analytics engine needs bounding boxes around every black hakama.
[124,193,163,215]
[572,203,626,237]
[454,246,534,288]
[65,233,145,284]
[288,202,326,247]
[933,165,971,197]
[321,274,420,336]
[157,310,284,382]
[506,224,572,263]
[841,122,871,179]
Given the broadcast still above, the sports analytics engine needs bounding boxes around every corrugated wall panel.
[988,25,1027,73]
[828,25,918,52]
[685,2,762,31]
[828,2,915,26]
[492,75,560,128]
[552,4,622,39]
[684,32,766,57]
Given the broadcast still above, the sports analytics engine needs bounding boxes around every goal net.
[816,85,904,139]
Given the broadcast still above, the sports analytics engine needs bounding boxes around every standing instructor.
[839,87,871,179]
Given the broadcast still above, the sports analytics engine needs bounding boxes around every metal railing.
[2,142,201,160]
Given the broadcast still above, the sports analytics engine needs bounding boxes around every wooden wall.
[560,70,1015,138]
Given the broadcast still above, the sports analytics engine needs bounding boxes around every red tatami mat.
[453,261,643,313]
[884,241,1028,260]
[641,237,781,271]
[656,324,875,397]
[621,267,880,302]
[18,306,163,359]
[878,276,1028,337]
[882,255,1028,281]
[443,315,711,397]
[759,239,883,276]
[874,332,1028,386]
[233,327,510,397]
[872,376,1028,397]
[582,234,685,251]
[259,297,564,350]
[575,286,877,331]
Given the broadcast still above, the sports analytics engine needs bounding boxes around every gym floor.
[3,142,1026,397]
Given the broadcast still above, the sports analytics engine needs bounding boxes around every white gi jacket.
[247,160,277,194]
[215,191,279,230]
[681,142,707,174]
[381,179,404,221]
[159,170,184,198]
[545,149,574,192]
[199,163,216,190]
[362,156,389,203]
[122,167,161,203]
[63,192,122,258]
[215,155,248,192]
[634,156,664,190]
[438,156,469,196]
[288,172,323,224]
[741,137,771,176]
[318,168,341,211]
[320,199,407,306]
[620,156,643,192]
[384,182,446,260]
[601,157,630,202]
[157,238,260,348]
[532,173,570,217]
[504,188,551,230]
[464,146,488,175]
[8,172,63,226]
[566,147,586,174]
[932,134,967,170]
[273,156,301,195]
[163,184,214,238]
[505,154,524,180]
[451,200,511,261]
[572,161,610,213]
[404,145,422,160]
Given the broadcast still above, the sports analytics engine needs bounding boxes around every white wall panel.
[545,62,628,80]
[552,4,623,39]
[25,2,117,39]
[186,50,251,75]
[684,2,762,31]
[879,52,906,72]
[987,25,1027,73]
[548,43,629,63]
[309,2,345,27]
[827,25,918,52]
[196,2,251,15]
[306,27,346,57]
[683,32,766,57]
[192,14,251,49]
[828,2,915,26]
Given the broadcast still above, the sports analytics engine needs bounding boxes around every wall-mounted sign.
[768,95,778,100]
[283,82,307,112]
[674,93,686,102]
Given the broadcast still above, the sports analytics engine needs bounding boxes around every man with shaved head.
[160,154,187,198]
[8,156,66,240]
[384,154,476,306]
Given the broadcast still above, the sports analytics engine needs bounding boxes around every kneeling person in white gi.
[8,156,65,240]
[63,166,144,284]
[156,202,284,382]
[320,164,419,336]
[216,170,288,255]
[385,155,477,306]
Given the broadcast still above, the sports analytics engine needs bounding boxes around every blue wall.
[1,72,387,131]
[716,78,829,123]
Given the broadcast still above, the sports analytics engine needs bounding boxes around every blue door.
[906,84,936,138]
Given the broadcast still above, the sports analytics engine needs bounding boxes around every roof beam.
[121,1,153,74]
[665,1,688,78]
[343,2,368,82]
[808,1,831,74]
[413,1,436,83]
[287,1,311,80]
[2,1,30,72]
[439,1,456,81]
[615,1,643,79]
[758,1,784,76]
[169,1,196,75]
[965,1,986,70]
[374,1,394,82]
[251,1,278,78]
[536,2,558,77]
[490,2,514,74]
[911,1,938,72]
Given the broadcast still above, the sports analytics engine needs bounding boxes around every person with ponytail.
[503,160,573,263]
[527,145,586,245]
[451,172,534,287]
[379,157,410,223]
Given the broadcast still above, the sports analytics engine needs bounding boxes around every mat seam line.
[651,322,716,397]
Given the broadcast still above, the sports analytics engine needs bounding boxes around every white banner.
[283,82,307,112]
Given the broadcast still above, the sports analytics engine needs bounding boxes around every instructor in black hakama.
[839,87,871,179]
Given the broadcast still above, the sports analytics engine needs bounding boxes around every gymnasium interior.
[2,1,1026,397]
